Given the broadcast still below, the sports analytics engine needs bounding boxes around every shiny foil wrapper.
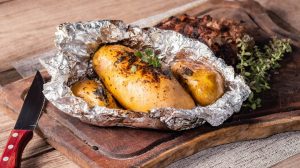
[41,20,251,131]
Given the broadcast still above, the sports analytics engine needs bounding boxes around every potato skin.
[71,79,118,108]
[171,60,225,106]
[93,45,195,112]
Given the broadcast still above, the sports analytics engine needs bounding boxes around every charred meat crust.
[156,14,245,66]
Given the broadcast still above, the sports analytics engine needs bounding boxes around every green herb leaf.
[134,48,161,68]
[244,72,251,76]
[141,56,149,62]
[145,48,154,56]
[236,35,292,110]
[134,51,143,58]
[251,103,256,110]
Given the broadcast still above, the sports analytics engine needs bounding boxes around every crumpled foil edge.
[41,20,251,131]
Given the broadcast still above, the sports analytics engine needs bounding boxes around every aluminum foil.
[41,20,251,131]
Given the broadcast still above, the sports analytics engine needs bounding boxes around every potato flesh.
[171,60,225,106]
[93,45,195,112]
[71,79,118,108]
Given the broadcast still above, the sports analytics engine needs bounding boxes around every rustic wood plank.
[272,153,300,168]
[21,150,79,168]
[1,50,300,167]
[258,0,300,33]
[2,78,300,168]
[0,85,77,167]
[0,68,21,86]
[167,131,300,168]
[0,110,78,168]
[0,0,193,73]
[0,2,299,167]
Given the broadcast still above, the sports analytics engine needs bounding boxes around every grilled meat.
[156,14,245,66]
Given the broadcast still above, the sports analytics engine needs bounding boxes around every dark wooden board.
[1,0,300,167]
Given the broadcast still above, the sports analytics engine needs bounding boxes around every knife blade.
[0,71,45,168]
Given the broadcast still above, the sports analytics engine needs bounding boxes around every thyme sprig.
[134,48,161,68]
[236,35,292,109]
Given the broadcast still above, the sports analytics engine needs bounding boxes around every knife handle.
[0,130,33,168]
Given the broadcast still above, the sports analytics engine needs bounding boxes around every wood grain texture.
[167,131,300,168]
[0,106,78,168]
[0,0,193,73]
[1,0,300,167]
[1,76,300,168]
[21,150,79,168]
[272,153,300,168]
[258,0,300,33]
[0,1,300,167]
[0,69,21,86]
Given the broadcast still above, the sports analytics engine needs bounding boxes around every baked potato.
[171,60,225,106]
[71,79,118,108]
[93,45,195,112]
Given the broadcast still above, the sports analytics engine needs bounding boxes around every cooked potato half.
[171,60,225,106]
[93,45,195,112]
[71,79,118,108]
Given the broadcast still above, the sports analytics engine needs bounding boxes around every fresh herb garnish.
[130,65,137,73]
[236,35,292,110]
[134,48,161,68]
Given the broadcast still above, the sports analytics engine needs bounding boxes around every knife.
[0,71,45,168]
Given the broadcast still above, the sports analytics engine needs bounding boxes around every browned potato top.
[71,79,118,108]
[93,45,195,112]
[171,60,225,106]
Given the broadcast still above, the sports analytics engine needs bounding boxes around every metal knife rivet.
[3,157,9,161]
[12,133,18,137]
[8,145,14,149]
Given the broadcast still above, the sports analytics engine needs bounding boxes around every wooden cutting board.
[1,0,300,167]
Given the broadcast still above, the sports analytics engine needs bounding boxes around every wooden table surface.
[0,0,299,167]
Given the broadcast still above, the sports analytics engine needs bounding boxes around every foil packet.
[41,20,251,131]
